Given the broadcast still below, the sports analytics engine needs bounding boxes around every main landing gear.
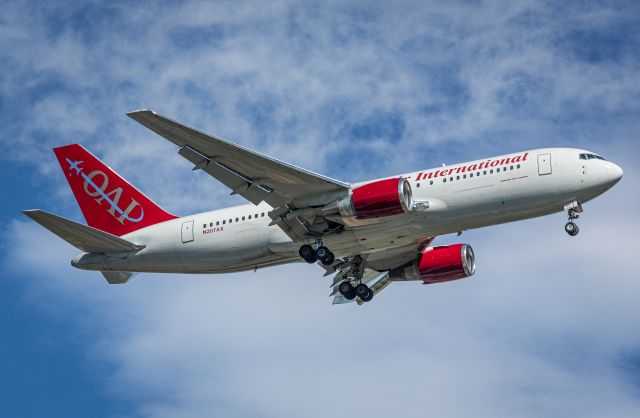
[337,281,374,302]
[335,256,373,302]
[564,207,581,237]
[299,243,335,265]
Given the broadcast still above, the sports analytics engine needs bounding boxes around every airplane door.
[181,220,194,243]
[537,153,552,176]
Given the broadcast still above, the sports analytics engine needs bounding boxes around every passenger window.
[203,224,206,228]
[235,217,239,222]
[517,164,521,169]
[450,177,453,181]
[443,178,447,183]
[216,221,219,226]
[510,166,513,170]
[229,219,232,223]
[242,216,245,221]
[416,183,420,188]
[248,215,252,219]
[430,180,433,185]
[483,171,487,175]
[255,214,258,218]
[223,220,226,224]
[262,213,265,217]
[490,169,493,174]
[456,176,460,180]
[463,174,467,179]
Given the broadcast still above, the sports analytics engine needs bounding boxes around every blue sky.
[1,1,640,417]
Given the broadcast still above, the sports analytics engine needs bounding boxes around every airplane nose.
[607,163,623,184]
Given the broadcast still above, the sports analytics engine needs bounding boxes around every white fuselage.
[72,148,623,274]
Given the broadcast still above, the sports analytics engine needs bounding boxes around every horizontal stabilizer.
[22,209,144,253]
[101,271,136,284]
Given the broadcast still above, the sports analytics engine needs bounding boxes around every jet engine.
[323,177,415,220]
[389,244,476,283]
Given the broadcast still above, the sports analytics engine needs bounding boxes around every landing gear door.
[181,220,194,243]
[537,153,552,176]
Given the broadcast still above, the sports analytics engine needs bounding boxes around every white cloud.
[5,154,640,417]
[3,1,640,417]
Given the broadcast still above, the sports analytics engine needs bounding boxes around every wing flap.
[23,210,144,253]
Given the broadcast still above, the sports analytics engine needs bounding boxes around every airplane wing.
[127,109,350,240]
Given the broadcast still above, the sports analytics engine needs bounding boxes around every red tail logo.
[53,144,177,236]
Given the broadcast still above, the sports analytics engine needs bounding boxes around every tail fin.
[53,144,177,236]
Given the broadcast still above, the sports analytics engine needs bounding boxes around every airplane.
[23,110,624,304]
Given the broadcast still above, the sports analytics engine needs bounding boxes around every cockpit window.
[579,153,606,160]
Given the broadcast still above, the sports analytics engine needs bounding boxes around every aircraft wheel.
[565,221,579,236]
[320,250,335,266]
[316,246,329,259]
[299,244,316,263]
[355,283,370,299]
[338,282,356,300]
[360,288,374,302]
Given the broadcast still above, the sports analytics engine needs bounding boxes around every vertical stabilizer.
[53,144,177,236]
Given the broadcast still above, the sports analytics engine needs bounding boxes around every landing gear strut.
[299,242,335,265]
[564,207,581,236]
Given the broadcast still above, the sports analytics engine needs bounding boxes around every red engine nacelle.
[389,244,476,284]
[337,177,414,219]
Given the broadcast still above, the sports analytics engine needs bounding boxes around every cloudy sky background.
[1,1,639,417]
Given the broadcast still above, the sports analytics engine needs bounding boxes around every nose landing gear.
[564,204,582,236]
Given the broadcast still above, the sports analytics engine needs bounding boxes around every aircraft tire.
[338,282,356,300]
[316,246,329,259]
[360,288,374,302]
[565,221,579,236]
[320,251,335,266]
[299,244,316,261]
[355,283,370,298]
